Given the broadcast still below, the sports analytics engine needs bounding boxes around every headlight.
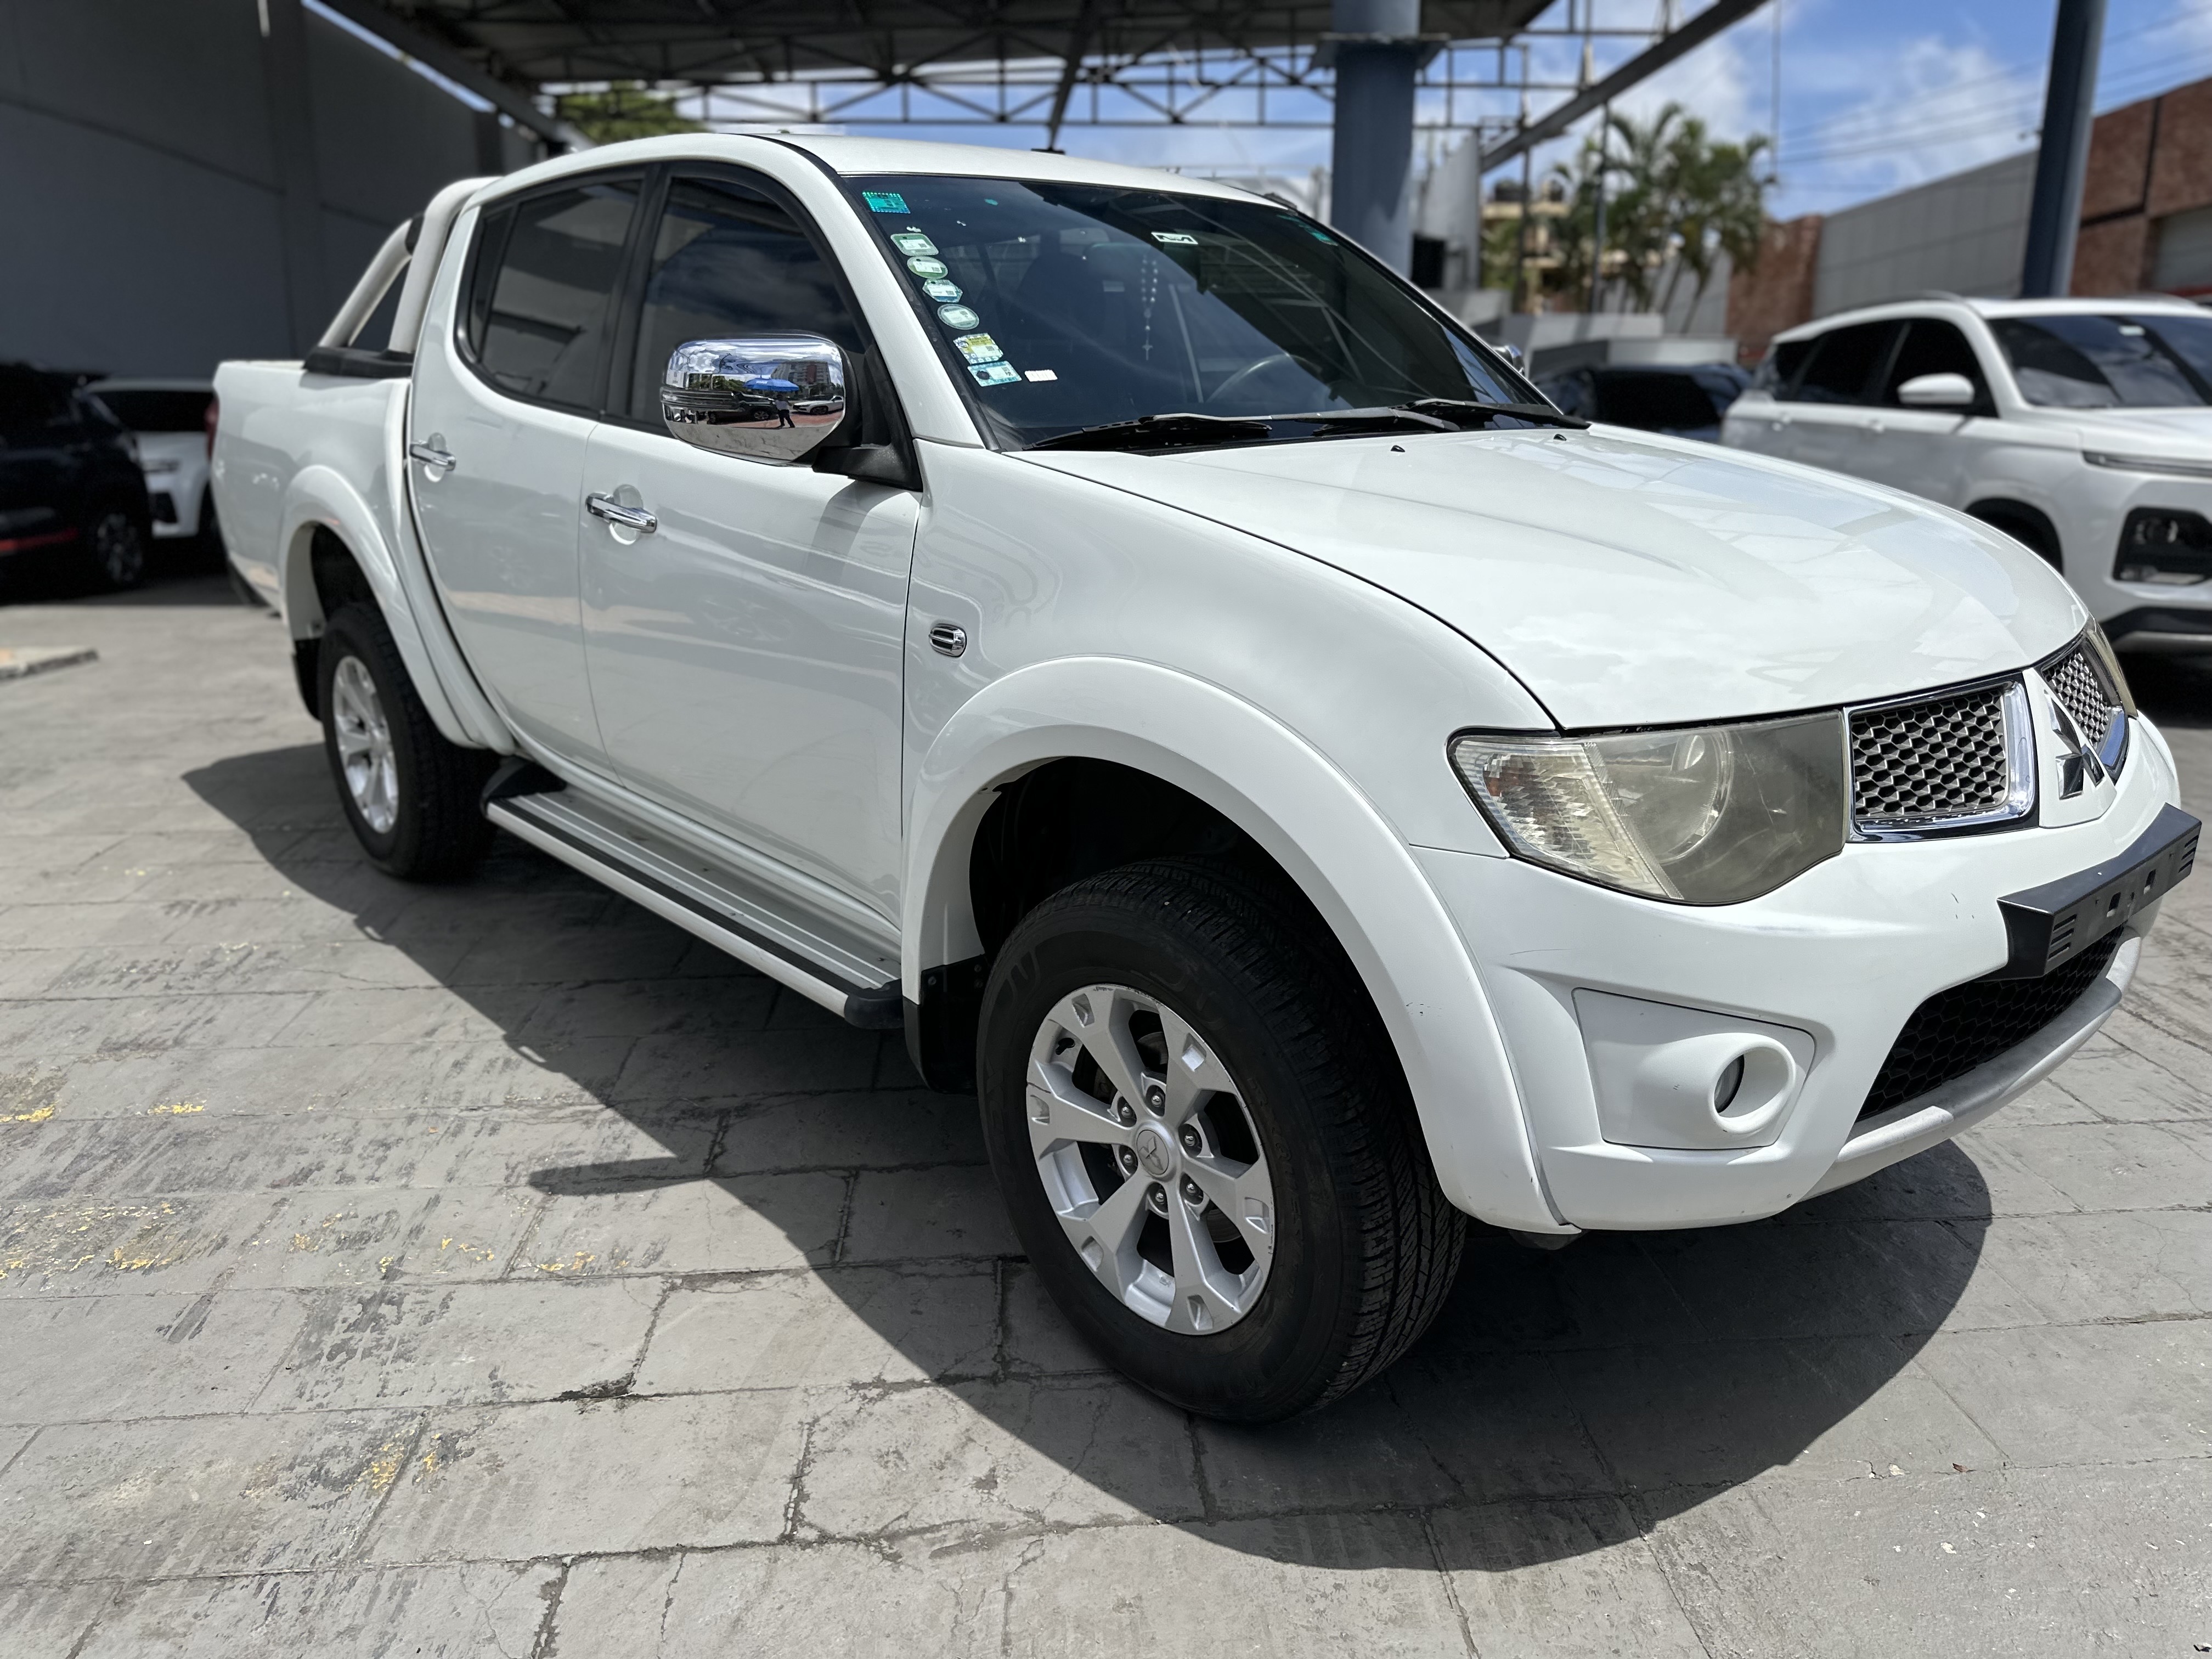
[2083,450,2212,479]
[2081,617,2138,719]
[1449,713,1848,905]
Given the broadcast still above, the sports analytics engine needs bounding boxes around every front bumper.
[1412,716,2186,1231]
[2059,469,2212,644]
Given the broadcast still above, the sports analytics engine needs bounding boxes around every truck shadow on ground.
[187,739,2004,1571]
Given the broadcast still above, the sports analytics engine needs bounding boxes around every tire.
[318,602,495,879]
[977,857,1465,1422]
[84,509,146,591]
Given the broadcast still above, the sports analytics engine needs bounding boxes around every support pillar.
[261,0,329,353]
[2021,0,2107,298]
[1328,0,1423,274]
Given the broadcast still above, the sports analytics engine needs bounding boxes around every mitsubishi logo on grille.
[2046,692,2107,800]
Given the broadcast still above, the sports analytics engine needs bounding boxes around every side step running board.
[486,790,902,1030]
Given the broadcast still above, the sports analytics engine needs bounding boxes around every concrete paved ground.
[1,573,2208,1658]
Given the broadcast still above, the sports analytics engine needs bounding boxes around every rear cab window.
[462,176,642,411]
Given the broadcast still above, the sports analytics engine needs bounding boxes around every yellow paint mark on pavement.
[147,1102,204,1115]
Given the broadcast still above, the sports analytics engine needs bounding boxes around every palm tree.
[1539,103,1769,316]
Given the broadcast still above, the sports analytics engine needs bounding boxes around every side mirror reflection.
[661,335,849,461]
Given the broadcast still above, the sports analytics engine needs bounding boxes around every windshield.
[847,174,1532,445]
[1991,312,2212,408]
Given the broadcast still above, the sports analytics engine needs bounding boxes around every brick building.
[1726,74,2212,362]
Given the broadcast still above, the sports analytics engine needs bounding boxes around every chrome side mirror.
[661,335,848,461]
[1896,371,1976,409]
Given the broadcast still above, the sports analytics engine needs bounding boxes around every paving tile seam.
[19,1458,2179,1594]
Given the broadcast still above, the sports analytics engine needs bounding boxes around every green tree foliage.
[553,82,703,144]
[1541,103,1770,314]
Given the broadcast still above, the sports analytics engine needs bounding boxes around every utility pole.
[2021,0,2108,298]
[1589,104,1609,313]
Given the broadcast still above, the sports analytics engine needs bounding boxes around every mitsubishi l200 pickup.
[212,135,2198,1421]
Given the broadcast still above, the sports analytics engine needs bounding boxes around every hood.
[1021,427,2084,729]
[2058,405,2212,454]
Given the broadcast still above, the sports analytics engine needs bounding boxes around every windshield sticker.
[921,278,963,302]
[890,232,939,257]
[862,191,908,213]
[952,333,1005,365]
[906,256,949,278]
[1025,369,1058,382]
[936,304,982,330]
[969,362,1021,387]
[1152,231,1199,246]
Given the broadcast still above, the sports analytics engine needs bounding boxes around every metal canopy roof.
[347,1,1555,87]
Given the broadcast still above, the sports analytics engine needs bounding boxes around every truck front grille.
[1857,935,2119,1121]
[1849,683,2013,825]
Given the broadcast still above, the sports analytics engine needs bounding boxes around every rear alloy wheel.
[86,510,145,591]
[317,602,495,879]
[978,858,1465,1422]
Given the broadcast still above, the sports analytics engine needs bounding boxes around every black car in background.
[1535,362,1753,442]
[0,363,151,593]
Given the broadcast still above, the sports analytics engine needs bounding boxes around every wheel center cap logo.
[1132,1125,1173,1178]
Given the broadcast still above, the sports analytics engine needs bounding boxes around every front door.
[580,170,918,922]
[410,173,642,770]
[1858,316,1996,509]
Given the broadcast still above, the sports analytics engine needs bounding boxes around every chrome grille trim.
[1847,676,2035,839]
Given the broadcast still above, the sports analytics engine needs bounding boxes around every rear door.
[409,171,644,770]
[578,167,919,921]
[1766,320,1901,477]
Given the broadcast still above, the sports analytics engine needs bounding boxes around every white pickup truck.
[214,134,2198,1421]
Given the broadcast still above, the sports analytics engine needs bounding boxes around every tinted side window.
[626,177,859,421]
[465,178,640,410]
[1756,337,1813,393]
[1881,319,1986,404]
[1793,321,1898,405]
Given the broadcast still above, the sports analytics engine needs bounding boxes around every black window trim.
[594,157,921,484]
[454,165,652,420]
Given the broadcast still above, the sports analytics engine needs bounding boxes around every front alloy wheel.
[978,858,1465,1421]
[1028,984,1275,1335]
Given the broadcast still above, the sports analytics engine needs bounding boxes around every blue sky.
[837,0,2212,222]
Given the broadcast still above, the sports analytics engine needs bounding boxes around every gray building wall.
[1812,151,2035,317]
[0,0,539,380]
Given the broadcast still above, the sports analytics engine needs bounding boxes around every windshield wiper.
[1272,407,1460,436]
[1029,413,1272,453]
[1395,398,1590,431]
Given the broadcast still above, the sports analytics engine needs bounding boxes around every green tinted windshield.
[849,175,1529,444]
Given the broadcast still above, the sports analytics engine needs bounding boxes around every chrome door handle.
[586,492,657,534]
[408,442,456,472]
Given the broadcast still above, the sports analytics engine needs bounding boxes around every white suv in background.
[1723,296,2212,653]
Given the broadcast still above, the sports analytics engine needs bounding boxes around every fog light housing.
[1575,989,1816,1150]
[2115,509,2212,586]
